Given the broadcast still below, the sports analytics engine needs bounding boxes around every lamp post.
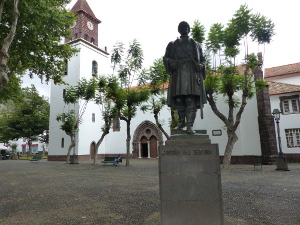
[272,109,289,171]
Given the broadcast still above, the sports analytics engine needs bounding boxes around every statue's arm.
[163,42,177,74]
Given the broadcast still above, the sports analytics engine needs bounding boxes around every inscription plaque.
[162,149,212,156]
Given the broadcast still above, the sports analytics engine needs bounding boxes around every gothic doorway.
[132,120,164,158]
[140,136,148,157]
[90,142,96,159]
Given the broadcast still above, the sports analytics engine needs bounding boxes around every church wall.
[49,74,262,161]
[102,91,261,158]
[238,93,262,156]
[48,46,81,158]
[193,92,261,157]
[75,42,109,157]
[49,42,110,159]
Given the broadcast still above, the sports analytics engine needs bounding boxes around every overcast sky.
[23,0,300,98]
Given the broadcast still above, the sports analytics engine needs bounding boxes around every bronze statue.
[163,21,206,134]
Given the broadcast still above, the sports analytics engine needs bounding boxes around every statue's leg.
[174,96,186,130]
[186,95,197,134]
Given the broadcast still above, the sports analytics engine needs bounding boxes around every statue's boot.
[186,109,196,134]
[174,109,186,130]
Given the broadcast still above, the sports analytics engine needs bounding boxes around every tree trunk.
[170,109,178,129]
[66,135,75,163]
[93,131,108,165]
[154,113,170,140]
[0,0,19,90]
[207,90,248,168]
[27,140,32,156]
[222,131,238,169]
[125,120,131,167]
[28,145,32,156]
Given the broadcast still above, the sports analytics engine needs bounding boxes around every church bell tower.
[48,0,110,161]
[65,0,101,47]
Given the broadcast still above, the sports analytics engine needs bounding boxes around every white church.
[48,0,300,164]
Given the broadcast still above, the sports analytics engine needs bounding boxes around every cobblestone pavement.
[0,159,299,225]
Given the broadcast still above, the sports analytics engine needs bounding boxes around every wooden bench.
[101,156,122,165]
[30,156,42,162]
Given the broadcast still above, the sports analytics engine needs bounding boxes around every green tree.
[0,74,22,103]
[206,23,224,68]
[139,58,170,140]
[92,75,117,165]
[0,85,50,155]
[0,0,77,91]
[195,4,275,168]
[56,78,98,163]
[191,20,206,44]
[109,39,150,166]
[56,110,78,163]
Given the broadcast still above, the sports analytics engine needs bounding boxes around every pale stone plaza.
[0,159,299,224]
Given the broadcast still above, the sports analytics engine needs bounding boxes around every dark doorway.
[141,143,148,157]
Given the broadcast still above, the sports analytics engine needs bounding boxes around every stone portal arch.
[132,120,164,158]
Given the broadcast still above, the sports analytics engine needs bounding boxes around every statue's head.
[178,21,190,35]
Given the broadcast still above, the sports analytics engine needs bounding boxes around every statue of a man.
[163,21,206,134]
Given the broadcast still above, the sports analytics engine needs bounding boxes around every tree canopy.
[191,4,275,168]
[109,39,150,166]
[0,85,49,155]
[0,0,77,92]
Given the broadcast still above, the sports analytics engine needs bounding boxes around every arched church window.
[92,61,98,77]
[84,34,88,40]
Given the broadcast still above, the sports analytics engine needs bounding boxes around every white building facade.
[266,63,300,162]
[50,0,300,164]
[48,0,110,161]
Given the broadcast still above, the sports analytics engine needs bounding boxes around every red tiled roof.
[265,62,300,78]
[268,81,300,95]
[71,0,97,19]
[130,82,169,90]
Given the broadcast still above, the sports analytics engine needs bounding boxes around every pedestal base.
[69,155,79,164]
[276,155,289,171]
[159,135,224,225]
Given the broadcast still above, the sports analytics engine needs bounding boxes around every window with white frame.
[280,95,300,114]
[285,129,300,148]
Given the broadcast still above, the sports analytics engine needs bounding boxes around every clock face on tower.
[87,21,94,30]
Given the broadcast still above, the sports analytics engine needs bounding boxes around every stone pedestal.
[159,134,224,225]
[69,155,79,164]
[276,155,289,171]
